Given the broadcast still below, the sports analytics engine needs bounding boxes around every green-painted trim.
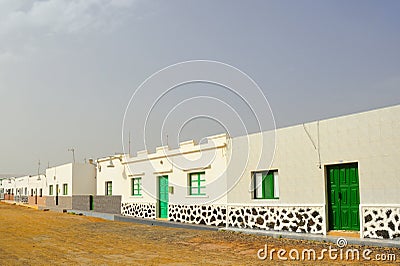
[158,176,169,218]
[89,195,94,210]
[253,171,279,200]
[106,181,112,196]
[189,172,206,196]
[63,184,68,195]
[131,177,142,196]
[327,163,360,231]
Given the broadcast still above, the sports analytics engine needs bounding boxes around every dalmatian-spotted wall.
[168,204,227,227]
[121,202,156,219]
[120,202,325,235]
[228,206,324,234]
[363,207,400,239]
[167,204,324,235]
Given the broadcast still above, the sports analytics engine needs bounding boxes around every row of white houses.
[1,104,400,240]
[0,163,96,208]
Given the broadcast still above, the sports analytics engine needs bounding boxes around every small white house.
[97,134,228,224]
[0,174,46,205]
[0,162,97,211]
[96,104,400,240]
[44,162,96,210]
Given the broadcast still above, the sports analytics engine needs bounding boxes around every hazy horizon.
[1,0,399,175]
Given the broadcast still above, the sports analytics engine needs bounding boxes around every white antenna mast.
[128,131,131,156]
[68,148,75,163]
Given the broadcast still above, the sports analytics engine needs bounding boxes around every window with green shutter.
[105,181,112,196]
[63,184,68,195]
[131,178,142,196]
[49,185,53,195]
[189,172,206,196]
[253,170,279,199]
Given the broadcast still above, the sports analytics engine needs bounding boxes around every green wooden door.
[158,176,169,218]
[89,195,94,210]
[55,184,59,206]
[327,163,360,231]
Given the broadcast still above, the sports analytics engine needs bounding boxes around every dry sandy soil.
[0,202,399,265]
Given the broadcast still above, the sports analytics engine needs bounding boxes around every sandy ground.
[0,202,399,265]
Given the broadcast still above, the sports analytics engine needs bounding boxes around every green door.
[55,184,59,206]
[158,176,169,218]
[327,163,360,231]
[89,195,94,210]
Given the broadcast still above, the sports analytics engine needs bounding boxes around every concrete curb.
[220,227,400,248]
[38,206,67,213]
[66,211,218,232]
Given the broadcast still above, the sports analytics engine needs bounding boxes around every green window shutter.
[106,181,112,195]
[189,172,206,195]
[262,172,274,199]
[132,178,142,196]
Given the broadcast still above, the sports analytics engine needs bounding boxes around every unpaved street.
[0,202,398,265]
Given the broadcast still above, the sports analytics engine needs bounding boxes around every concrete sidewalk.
[67,209,116,220]
[114,215,218,231]
[221,227,400,249]
[66,209,218,231]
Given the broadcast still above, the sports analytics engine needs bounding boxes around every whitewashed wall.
[96,156,127,197]
[15,176,29,196]
[45,162,95,196]
[227,105,400,205]
[45,163,73,196]
[27,175,46,196]
[121,134,228,206]
[1,177,17,194]
[72,163,96,195]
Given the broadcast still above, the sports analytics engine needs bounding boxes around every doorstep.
[327,230,360,239]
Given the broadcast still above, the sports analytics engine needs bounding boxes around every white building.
[0,162,96,210]
[0,174,46,204]
[44,162,96,210]
[97,104,400,240]
[97,134,228,224]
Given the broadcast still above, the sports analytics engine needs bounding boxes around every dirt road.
[0,202,398,265]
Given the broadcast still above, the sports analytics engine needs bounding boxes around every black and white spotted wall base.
[169,204,227,227]
[121,202,156,219]
[228,206,324,234]
[363,207,400,239]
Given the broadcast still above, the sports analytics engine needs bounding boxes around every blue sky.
[0,0,399,175]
